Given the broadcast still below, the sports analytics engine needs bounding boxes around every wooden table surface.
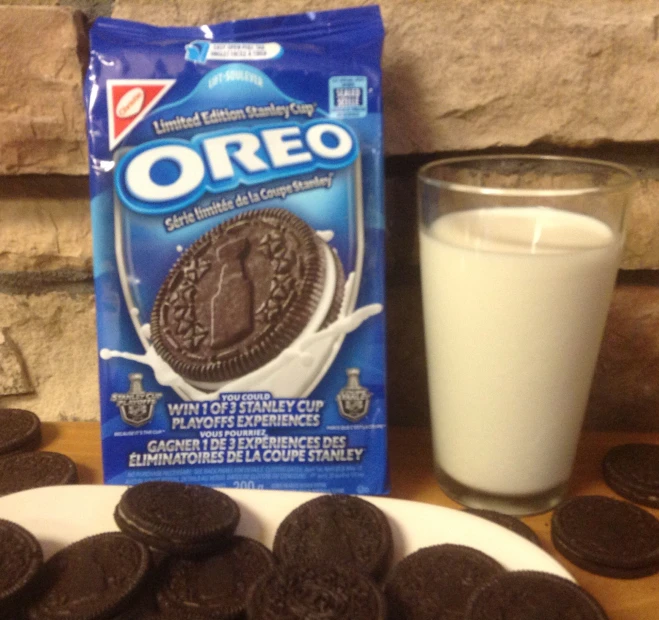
[27,423,659,619]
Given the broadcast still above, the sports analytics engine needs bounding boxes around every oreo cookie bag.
[84,7,388,493]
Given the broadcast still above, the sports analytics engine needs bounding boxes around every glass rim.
[417,154,637,198]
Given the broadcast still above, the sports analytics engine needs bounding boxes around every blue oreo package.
[84,7,388,493]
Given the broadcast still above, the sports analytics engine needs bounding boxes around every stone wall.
[2,0,659,430]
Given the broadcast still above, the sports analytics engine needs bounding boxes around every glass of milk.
[418,155,636,515]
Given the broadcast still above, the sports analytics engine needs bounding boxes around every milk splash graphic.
[101,271,382,401]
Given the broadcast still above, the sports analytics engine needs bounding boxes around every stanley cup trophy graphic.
[111,373,162,427]
[336,368,372,422]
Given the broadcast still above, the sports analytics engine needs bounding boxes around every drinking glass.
[418,155,636,515]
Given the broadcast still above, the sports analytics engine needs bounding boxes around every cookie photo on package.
[84,7,388,494]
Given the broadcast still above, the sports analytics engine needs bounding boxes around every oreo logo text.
[115,120,358,214]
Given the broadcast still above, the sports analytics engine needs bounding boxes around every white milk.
[420,207,622,496]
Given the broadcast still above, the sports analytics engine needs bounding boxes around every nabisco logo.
[107,79,175,150]
[116,87,145,119]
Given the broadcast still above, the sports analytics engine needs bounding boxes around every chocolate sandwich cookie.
[114,481,240,556]
[384,544,505,620]
[0,519,42,612]
[0,408,41,455]
[464,508,542,547]
[246,563,385,620]
[464,571,609,620]
[26,532,151,620]
[603,443,659,508]
[0,451,78,497]
[273,494,392,581]
[156,536,275,619]
[150,207,344,383]
[551,495,659,578]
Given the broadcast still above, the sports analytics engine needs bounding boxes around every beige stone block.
[0,329,34,397]
[0,176,92,272]
[620,177,659,270]
[0,1,59,4]
[0,1,112,19]
[113,0,659,154]
[0,289,99,421]
[0,6,87,174]
[0,1,58,5]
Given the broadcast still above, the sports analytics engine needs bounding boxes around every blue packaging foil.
[84,6,387,494]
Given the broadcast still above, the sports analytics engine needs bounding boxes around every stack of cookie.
[383,526,607,620]
[0,408,78,497]
[0,481,616,619]
[261,494,608,619]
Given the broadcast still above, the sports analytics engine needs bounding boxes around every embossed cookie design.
[150,208,344,383]
[551,495,659,578]
[26,532,151,620]
[384,544,505,620]
[273,494,393,581]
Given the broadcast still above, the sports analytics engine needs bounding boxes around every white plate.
[0,485,573,581]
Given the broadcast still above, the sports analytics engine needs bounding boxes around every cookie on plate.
[0,451,78,497]
[463,508,542,547]
[464,571,609,620]
[25,532,151,620]
[384,544,505,620]
[603,443,659,508]
[247,563,385,620]
[150,207,344,383]
[0,519,43,613]
[273,494,392,581]
[114,481,240,556]
[156,536,275,619]
[0,408,41,456]
[551,495,659,578]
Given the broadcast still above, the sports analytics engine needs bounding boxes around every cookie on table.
[384,544,505,620]
[150,207,344,383]
[156,536,275,619]
[0,451,78,497]
[0,519,43,614]
[551,495,659,578]
[0,408,41,456]
[463,508,542,547]
[25,532,151,620]
[273,494,392,581]
[464,571,609,620]
[603,443,659,508]
[114,481,240,556]
[247,563,385,620]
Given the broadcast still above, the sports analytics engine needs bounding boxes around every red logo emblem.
[107,79,175,150]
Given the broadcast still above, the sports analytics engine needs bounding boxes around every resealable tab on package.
[84,6,388,493]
